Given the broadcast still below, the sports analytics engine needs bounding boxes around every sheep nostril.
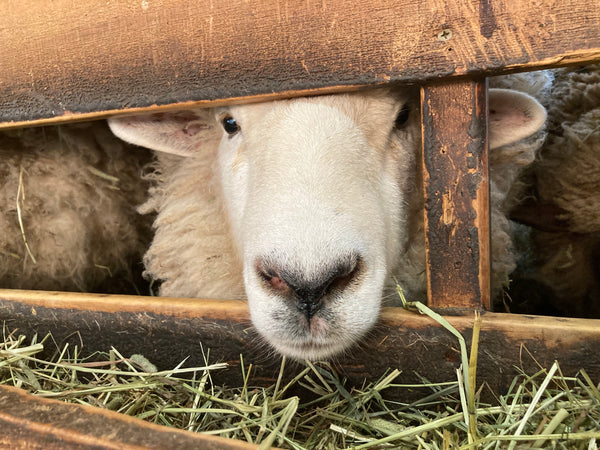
[326,260,360,295]
[265,273,290,294]
[257,263,292,295]
[255,254,363,320]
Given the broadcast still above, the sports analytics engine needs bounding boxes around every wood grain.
[0,385,259,449]
[1,289,599,398]
[1,0,599,127]
[421,80,490,309]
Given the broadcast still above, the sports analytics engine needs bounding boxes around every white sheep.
[0,123,152,293]
[109,81,547,360]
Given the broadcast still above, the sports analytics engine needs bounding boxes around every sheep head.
[109,86,546,360]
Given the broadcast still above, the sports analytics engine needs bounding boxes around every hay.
[16,166,37,264]
[1,313,600,449]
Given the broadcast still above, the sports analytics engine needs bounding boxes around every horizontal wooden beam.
[0,385,258,449]
[1,0,599,127]
[2,289,599,398]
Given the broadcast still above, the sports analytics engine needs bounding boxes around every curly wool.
[137,111,246,300]
[508,65,600,317]
[536,65,600,233]
[0,123,152,293]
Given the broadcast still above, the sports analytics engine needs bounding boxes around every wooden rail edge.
[0,385,258,449]
[1,289,599,399]
[1,0,599,127]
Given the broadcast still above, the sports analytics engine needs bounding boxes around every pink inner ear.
[489,102,530,128]
[109,110,214,157]
[183,121,209,137]
[488,89,546,149]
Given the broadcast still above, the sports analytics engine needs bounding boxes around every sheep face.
[216,90,419,359]
[108,85,546,360]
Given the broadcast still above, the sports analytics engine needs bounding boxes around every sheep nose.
[256,254,362,320]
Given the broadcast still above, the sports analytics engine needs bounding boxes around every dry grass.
[1,298,600,449]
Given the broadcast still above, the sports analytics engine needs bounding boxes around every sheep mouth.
[271,306,338,338]
[273,338,350,361]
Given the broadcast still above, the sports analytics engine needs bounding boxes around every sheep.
[486,71,554,292]
[108,80,548,360]
[0,122,152,294]
[506,64,600,318]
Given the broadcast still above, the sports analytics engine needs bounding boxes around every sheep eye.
[222,116,240,135]
[394,105,410,129]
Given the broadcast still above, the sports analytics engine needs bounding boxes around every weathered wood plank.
[1,0,599,127]
[421,80,490,309]
[0,385,258,450]
[1,289,598,398]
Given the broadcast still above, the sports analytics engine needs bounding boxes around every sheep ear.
[107,110,215,157]
[488,89,547,149]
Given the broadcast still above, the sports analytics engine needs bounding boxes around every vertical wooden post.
[420,80,490,310]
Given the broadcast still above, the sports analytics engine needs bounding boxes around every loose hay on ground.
[1,318,599,449]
